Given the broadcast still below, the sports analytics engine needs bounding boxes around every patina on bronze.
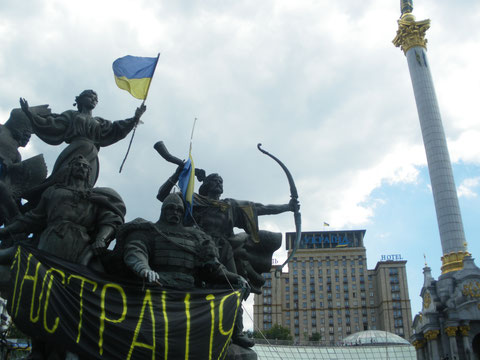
[156,141,297,348]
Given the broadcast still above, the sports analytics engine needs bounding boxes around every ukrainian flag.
[112,55,159,100]
[178,154,195,217]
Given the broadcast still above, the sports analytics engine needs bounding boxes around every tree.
[253,324,292,340]
[309,332,322,341]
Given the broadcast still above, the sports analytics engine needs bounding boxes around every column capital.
[412,339,426,350]
[393,13,431,55]
[445,326,458,337]
[459,325,470,336]
[424,329,440,341]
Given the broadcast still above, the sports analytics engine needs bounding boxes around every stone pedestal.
[226,344,257,360]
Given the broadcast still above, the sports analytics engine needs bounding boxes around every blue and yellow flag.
[178,154,195,217]
[112,55,159,100]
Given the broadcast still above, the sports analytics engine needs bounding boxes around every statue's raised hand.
[19,98,30,115]
[134,104,147,124]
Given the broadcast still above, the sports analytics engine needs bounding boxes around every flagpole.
[189,117,197,156]
[119,53,161,173]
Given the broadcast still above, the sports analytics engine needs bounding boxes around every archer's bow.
[257,143,301,277]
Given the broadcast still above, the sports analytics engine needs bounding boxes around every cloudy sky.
[1,0,480,332]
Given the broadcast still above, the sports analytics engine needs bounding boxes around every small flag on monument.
[178,118,198,218]
[178,154,195,217]
[112,55,159,100]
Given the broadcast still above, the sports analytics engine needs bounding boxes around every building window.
[389,268,399,275]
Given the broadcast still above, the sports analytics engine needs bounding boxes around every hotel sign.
[301,233,349,247]
[286,230,366,250]
[380,254,404,261]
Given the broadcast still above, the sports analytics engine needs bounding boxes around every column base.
[441,251,470,274]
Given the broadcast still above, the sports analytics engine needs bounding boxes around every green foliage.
[309,332,322,341]
[253,324,292,340]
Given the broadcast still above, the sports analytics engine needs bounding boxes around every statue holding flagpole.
[18,54,160,193]
[19,91,145,190]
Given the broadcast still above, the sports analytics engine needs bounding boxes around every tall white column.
[405,45,466,255]
[393,11,468,274]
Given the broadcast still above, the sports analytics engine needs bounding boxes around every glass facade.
[253,344,417,359]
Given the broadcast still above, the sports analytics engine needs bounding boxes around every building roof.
[342,330,411,346]
[253,343,416,360]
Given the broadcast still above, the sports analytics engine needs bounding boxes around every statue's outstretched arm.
[255,198,299,216]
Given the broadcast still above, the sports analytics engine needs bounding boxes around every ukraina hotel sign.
[8,246,243,360]
[286,230,366,250]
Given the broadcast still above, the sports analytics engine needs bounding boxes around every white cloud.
[2,0,480,334]
[458,177,480,198]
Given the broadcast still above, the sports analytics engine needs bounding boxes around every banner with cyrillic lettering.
[8,246,242,360]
